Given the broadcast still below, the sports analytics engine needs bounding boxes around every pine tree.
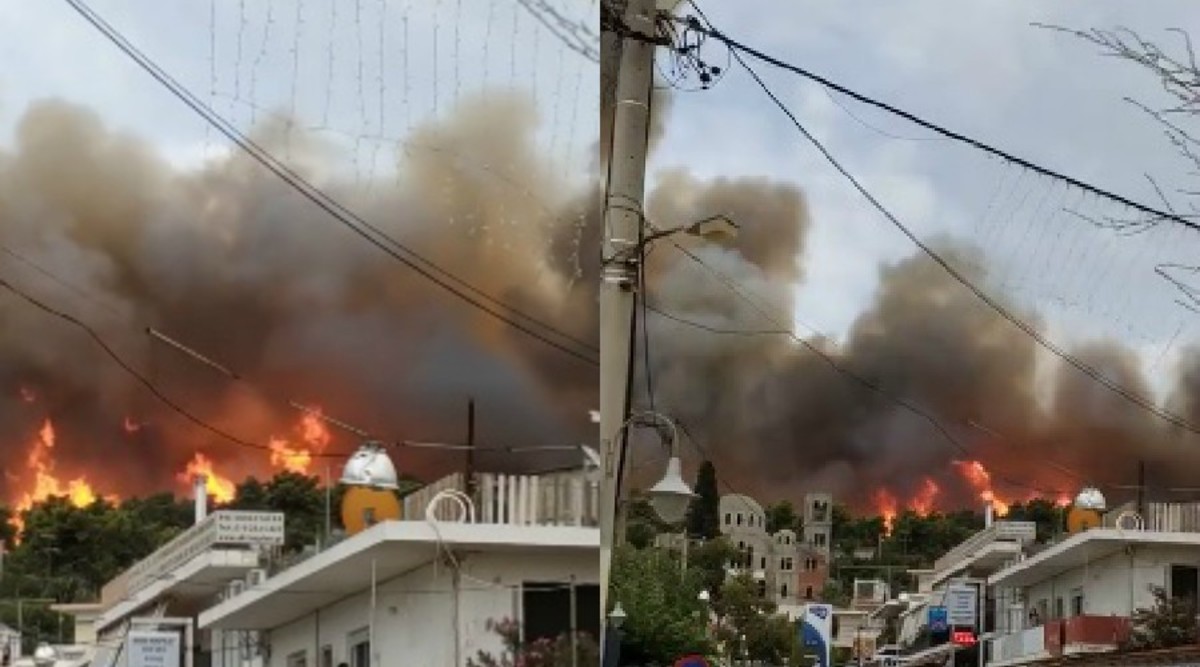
[686,460,720,539]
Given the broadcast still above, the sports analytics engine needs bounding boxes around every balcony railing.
[100,511,284,608]
[402,470,598,527]
[989,616,1130,665]
[933,521,1036,574]
[1103,501,1200,532]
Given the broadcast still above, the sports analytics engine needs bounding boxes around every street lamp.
[603,603,628,667]
[610,602,628,629]
[623,411,695,524]
[642,214,740,246]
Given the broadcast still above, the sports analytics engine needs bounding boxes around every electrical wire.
[0,276,349,458]
[654,240,1066,497]
[684,2,1200,439]
[678,9,1200,234]
[62,0,598,367]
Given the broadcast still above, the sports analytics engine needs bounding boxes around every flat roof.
[199,521,598,630]
[96,548,260,631]
[989,529,1200,588]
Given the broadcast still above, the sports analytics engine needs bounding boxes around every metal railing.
[402,471,599,527]
[933,521,1037,574]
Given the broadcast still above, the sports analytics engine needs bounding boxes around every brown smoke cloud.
[0,93,598,500]
[635,167,1200,512]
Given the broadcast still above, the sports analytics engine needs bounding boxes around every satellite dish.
[341,486,402,535]
[1074,487,1107,511]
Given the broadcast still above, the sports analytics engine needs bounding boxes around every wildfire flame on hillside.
[874,488,898,533]
[178,453,237,504]
[267,409,333,475]
[9,419,110,537]
[954,460,1010,515]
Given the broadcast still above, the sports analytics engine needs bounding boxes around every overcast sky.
[650,1,1200,402]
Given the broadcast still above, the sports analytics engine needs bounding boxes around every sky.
[650,1,1200,403]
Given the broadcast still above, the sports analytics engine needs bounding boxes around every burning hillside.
[0,92,598,507]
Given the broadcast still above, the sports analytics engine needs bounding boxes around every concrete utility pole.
[599,0,657,643]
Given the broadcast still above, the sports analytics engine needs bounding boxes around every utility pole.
[599,0,657,639]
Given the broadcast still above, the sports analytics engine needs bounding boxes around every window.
[1071,591,1084,617]
[737,513,744,526]
[287,651,308,667]
[348,628,370,667]
[805,586,814,600]
[781,584,789,598]
[1054,597,1064,620]
[813,533,827,547]
[725,512,732,525]
[1172,565,1199,603]
[760,556,767,570]
[523,582,601,644]
[320,646,333,667]
[781,557,794,572]
[805,557,818,571]
[756,580,767,597]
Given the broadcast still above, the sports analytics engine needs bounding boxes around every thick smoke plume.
[637,164,1200,510]
[0,93,598,502]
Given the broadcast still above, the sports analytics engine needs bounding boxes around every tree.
[1128,586,1197,650]
[686,460,720,540]
[765,500,801,534]
[688,537,738,602]
[1006,499,1063,543]
[609,545,713,663]
[714,573,796,663]
[624,493,665,548]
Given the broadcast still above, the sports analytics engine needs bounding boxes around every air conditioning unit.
[247,569,267,586]
[228,580,246,597]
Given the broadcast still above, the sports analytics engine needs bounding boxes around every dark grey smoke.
[0,93,598,499]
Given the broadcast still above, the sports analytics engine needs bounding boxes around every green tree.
[686,460,720,540]
[624,493,664,549]
[1006,499,1063,543]
[765,500,801,534]
[688,537,738,602]
[1128,586,1197,650]
[714,573,795,663]
[610,545,713,663]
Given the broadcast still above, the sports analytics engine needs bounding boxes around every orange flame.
[269,437,313,474]
[874,488,898,534]
[9,419,107,537]
[1056,493,1072,508]
[264,408,333,475]
[954,460,1009,516]
[909,478,940,516]
[178,453,236,504]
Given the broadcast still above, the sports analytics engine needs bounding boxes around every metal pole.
[599,0,656,649]
[466,399,477,501]
[570,576,579,667]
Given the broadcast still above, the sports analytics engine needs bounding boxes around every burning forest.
[0,92,599,518]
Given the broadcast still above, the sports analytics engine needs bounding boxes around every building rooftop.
[199,520,597,631]
[989,528,1200,588]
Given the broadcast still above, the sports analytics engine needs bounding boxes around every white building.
[200,471,599,666]
[986,502,1200,667]
[200,520,596,666]
[718,492,832,612]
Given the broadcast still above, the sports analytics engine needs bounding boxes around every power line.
[680,12,1200,234]
[62,0,598,367]
[0,276,349,458]
[686,3,1200,438]
[653,240,1065,497]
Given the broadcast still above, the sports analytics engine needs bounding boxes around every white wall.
[1006,543,1200,625]
[264,551,597,667]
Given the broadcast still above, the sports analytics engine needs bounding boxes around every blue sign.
[928,606,949,633]
[799,604,833,667]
